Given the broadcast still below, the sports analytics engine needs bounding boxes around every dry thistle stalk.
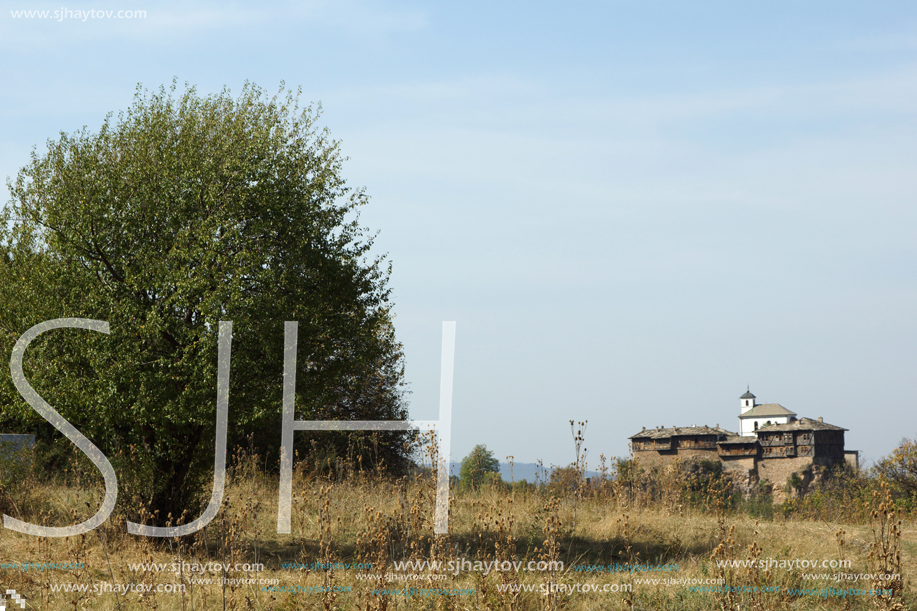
[356,505,391,611]
[615,512,637,565]
[710,517,736,611]
[494,497,520,611]
[317,483,339,611]
[540,497,561,611]
[866,480,906,611]
[742,520,770,611]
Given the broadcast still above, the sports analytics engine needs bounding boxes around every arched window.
[754,422,758,431]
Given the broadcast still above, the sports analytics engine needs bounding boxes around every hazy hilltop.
[447,461,600,484]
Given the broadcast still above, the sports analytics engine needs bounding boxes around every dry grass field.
[1,441,915,610]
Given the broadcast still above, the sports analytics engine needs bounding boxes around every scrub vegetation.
[1,432,915,610]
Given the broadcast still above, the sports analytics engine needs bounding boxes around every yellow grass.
[1,451,915,610]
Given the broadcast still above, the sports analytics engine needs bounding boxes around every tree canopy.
[0,82,410,521]
[874,437,917,499]
[459,444,501,491]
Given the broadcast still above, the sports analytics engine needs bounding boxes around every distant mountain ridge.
[447,461,600,483]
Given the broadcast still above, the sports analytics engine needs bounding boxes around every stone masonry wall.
[633,448,719,469]
[634,448,846,503]
[720,456,756,473]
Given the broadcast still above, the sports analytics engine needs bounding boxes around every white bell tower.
[740,388,756,414]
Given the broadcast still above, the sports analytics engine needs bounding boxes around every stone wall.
[844,451,859,471]
[633,448,719,469]
[756,456,851,502]
[720,456,756,473]
[634,446,848,503]
[757,456,814,495]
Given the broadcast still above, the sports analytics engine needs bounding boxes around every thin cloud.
[289,0,427,35]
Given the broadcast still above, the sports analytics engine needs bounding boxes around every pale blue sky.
[2,1,916,468]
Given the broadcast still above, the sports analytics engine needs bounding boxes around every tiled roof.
[756,417,847,433]
[738,403,797,418]
[630,425,736,440]
[718,436,760,445]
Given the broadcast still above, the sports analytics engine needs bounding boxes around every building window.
[754,422,758,430]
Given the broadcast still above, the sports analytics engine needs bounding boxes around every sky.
[1,1,915,469]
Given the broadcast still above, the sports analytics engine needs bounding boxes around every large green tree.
[0,82,411,521]
[459,444,501,491]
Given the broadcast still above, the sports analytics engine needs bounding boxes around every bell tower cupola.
[740,388,756,414]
